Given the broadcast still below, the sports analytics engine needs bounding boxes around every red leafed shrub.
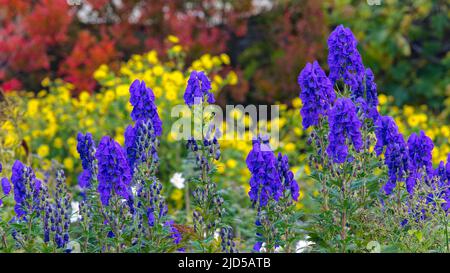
[59,31,118,93]
[0,0,325,103]
[0,0,254,93]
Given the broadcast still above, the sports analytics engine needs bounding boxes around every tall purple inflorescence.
[298,61,336,129]
[96,136,132,206]
[246,136,283,207]
[374,116,401,156]
[129,79,162,136]
[277,153,300,201]
[406,131,434,194]
[327,25,365,92]
[10,160,42,217]
[354,68,379,121]
[76,132,97,188]
[383,134,409,195]
[326,98,363,164]
[124,119,159,173]
[183,70,215,106]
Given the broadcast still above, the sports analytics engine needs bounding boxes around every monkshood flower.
[277,153,300,201]
[10,160,42,217]
[326,98,363,164]
[406,131,434,194]
[327,25,365,92]
[129,79,162,136]
[1,177,10,196]
[43,170,70,248]
[246,136,283,207]
[164,220,182,245]
[374,116,401,156]
[298,61,336,129]
[76,132,97,189]
[431,159,450,211]
[96,136,132,206]
[124,119,159,173]
[383,135,409,195]
[354,68,379,121]
[219,227,238,253]
[183,70,215,106]
[407,131,434,174]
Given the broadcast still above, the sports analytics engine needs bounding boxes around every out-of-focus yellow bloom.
[172,45,183,53]
[37,145,50,157]
[226,159,238,169]
[292,97,302,108]
[227,71,238,85]
[378,94,388,105]
[168,35,179,44]
[220,53,230,65]
[284,143,295,152]
[146,50,159,65]
[116,84,129,97]
[153,65,164,76]
[64,157,74,171]
[54,138,63,149]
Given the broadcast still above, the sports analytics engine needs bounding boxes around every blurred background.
[1,0,448,109]
[0,0,448,250]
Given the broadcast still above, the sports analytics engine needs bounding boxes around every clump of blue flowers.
[246,135,300,253]
[326,98,363,164]
[298,61,336,129]
[327,24,364,92]
[183,70,215,106]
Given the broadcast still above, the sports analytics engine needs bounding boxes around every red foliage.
[0,0,325,103]
[59,31,118,93]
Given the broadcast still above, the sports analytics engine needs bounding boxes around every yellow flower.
[146,50,159,65]
[227,71,238,85]
[167,35,179,43]
[37,145,50,158]
[116,84,129,97]
[153,65,164,76]
[79,91,90,102]
[54,138,63,149]
[378,94,388,105]
[166,90,177,101]
[172,45,183,53]
[441,126,450,138]
[63,157,74,171]
[226,159,238,169]
[292,97,302,108]
[407,115,420,127]
[27,99,39,116]
[304,165,311,176]
[200,54,213,70]
[220,53,231,65]
[214,162,225,174]
[170,189,183,202]
[41,77,50,87]
[284,143,295,152]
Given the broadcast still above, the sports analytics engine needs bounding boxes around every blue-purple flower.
[277,153,300,201]
[246,136,283,207]
[383,134,409,195]
[124,119,159,172]
[354,68,379,120]
[326,98,363,163]
[298,61,336,129]
[374,116,401,156]
[10,160,41,217]
[96,136,132,206]
[129,79,162,136]
[76,132,97,188]
[406,131,434,194]
[1,177,11,196]
[183,70,215,106]
[327,25,365,92]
